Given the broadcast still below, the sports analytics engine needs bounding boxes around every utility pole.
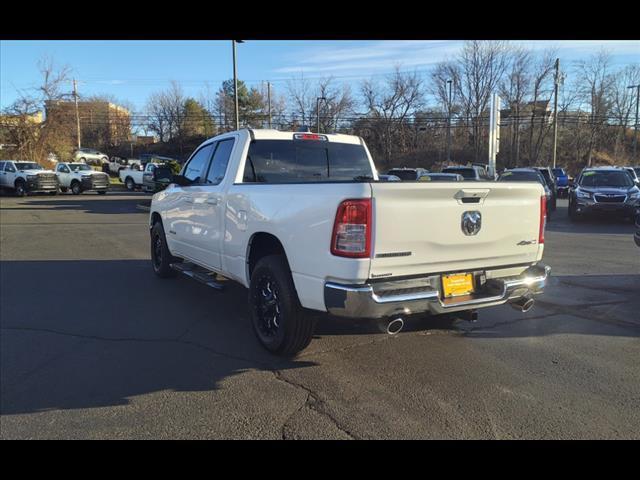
[629,84,640,159]
[316,97,326,133]
[488,93,501,178]
[446,79,453,163]
[73,79,81,150]
[232,40,244,131]
[267,81,272,129]
[551,58,560,169]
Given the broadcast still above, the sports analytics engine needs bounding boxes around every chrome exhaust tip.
[378,317,404,335]
[510,296,535,313]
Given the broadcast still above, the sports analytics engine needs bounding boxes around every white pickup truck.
[119,162,160,190]
[149,129,550,355]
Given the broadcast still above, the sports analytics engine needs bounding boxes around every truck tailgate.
[369,182,544,279]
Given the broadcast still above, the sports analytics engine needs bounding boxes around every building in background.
[44,100,131,148]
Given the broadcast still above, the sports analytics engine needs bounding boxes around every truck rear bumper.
[324,263,550,319]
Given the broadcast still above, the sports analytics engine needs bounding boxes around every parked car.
[377,174,401,182]
[533,167,557,211]
[55,162,110,195]
[386,167,429,181]
[552,167,570,197]
[149,129,550,355]
[568,167,640,222]
[418,173,464,182]
[498,168,553,220]
[441,165,490,181]
[120,162,162,191]
[0,160,58,196]
[73,148,109,166]
[143,163,175,193]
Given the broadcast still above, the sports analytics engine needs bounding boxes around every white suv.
[73,148,109,166]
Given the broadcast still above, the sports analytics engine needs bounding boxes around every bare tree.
[499,46,532,166]
[1,56,74,163]
[576,50,614,166]
[455,40,511,162]
[360,66,425,165]
[610,64,640,159]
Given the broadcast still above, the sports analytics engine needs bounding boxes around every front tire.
[150,221,178,278]
[97,190,107,195]
[249,255,315,356]
[125,177,134,190]
[71,181,81,195]
[14,180,26,197]
[60,186,68,193]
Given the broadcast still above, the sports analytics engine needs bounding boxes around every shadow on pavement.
[0,197,149,215]
[0,260,314,416]
[2,259,638,416]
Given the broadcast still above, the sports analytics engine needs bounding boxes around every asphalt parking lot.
[1,193,639,439]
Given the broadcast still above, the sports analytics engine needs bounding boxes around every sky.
[1,40,639,112]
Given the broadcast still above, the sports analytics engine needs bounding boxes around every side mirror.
[171,174,192,186]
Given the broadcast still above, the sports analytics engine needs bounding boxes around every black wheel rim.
[152,234,162,270]
[253,275,282,338]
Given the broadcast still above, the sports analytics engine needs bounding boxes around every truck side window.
[6,163,16,173]
[183,143,214,183]
[205,139,234,185]
[0,162,5,171]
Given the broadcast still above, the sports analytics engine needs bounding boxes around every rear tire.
[249,255,315,356]
[125,177,134,190]
[97,190,107,195]
[60,186,68,193]
[150,221,178,278]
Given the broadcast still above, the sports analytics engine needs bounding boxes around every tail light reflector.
[539,195,547,244]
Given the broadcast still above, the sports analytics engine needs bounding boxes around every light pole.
[551,58,560,169]
[73,79,81,150]
[629,84,640,159]
[232,40,244,131]
[316,97,326,133]
[446,79,452,163]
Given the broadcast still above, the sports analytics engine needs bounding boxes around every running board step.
[170,262,225,290]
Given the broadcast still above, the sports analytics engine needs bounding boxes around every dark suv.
[568,167,640,222]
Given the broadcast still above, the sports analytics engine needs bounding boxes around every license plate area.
[441,273,475,298]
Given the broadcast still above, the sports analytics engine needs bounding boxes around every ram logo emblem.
[461,211,482,236]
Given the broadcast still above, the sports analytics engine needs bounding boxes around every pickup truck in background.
[103,156,142,176]
[149,129,550,355]
[119,162,161,190]
[55,162,110,195]
[0,160,59,196]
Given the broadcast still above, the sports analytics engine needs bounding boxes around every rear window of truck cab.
[242,140,372,183]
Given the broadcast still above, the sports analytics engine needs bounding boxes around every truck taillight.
[539,195,547,244]
[331,199,372,258]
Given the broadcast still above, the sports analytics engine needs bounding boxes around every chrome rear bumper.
[324,263,550,319]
